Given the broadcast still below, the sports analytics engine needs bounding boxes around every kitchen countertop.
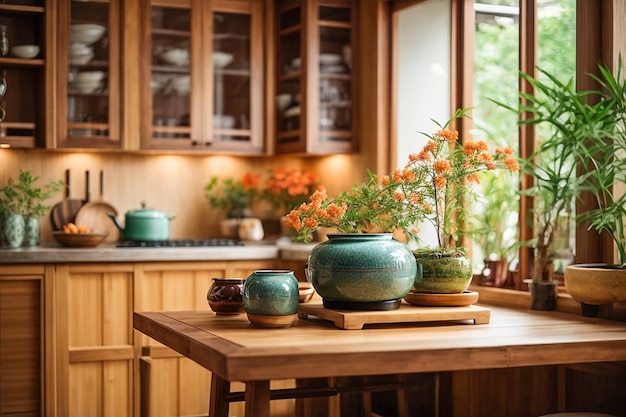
[0,237,316,264]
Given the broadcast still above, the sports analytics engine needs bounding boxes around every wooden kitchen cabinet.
[53,259,276,417]
[0,265,47,417]
[274,0,357,155]
[0,1,48,149]
[55,0,122,149]
[140,0,265,154]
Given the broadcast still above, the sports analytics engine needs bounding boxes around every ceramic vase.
[307,233,417,310]
[207,278,245,315]
[24,215,40,247]
[244,269,299,327]
[3,213,25,249]
[412,251,473,294]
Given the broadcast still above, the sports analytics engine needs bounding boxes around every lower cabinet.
[0,265,48,417]
[54,259,279,417]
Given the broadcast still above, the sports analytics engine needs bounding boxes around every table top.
[133,303,626,382]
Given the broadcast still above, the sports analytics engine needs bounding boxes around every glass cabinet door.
[0,0,46,149]
[142,0,263,153]
[275,3,302,149]
[142,2,193,149]
[58,0,120,149]
[275,0,356,155]
[210,3,263,153]
[317,3,353,148]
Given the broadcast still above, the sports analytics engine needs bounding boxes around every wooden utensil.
[75,170,119,242]
[49,169,85,231]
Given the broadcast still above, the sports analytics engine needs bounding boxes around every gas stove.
[115,238,244,248]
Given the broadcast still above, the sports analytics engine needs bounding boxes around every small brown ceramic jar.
[207,278,245,315]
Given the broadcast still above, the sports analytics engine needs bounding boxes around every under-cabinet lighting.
[0,143,10,148]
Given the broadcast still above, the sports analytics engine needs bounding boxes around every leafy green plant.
[0,170,63,217]
[576,59,626,267]
[498,64,621,281]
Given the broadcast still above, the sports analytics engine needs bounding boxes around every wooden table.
[133,304,626,417]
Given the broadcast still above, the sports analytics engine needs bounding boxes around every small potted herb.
[1,170,63,247]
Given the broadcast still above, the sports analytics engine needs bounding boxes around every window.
[393,0,579,288]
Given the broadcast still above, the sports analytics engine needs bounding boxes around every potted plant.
[470,169,519,287]
[496,66,618,310]
[259,168,324,239]
[284,108,519,306]
[204,173,259,238]
[562,59,626,316]
[0,170,63,248]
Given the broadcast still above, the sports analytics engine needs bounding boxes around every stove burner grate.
[115,238,244,248]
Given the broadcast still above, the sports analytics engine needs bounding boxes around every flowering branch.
[285,108,520,245]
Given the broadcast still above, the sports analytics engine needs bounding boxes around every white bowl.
[69,52,94,66]
[69,24,106,45]
[276,94,292,111]
[214,114,235,129]
[74,71,105,82]
[319,53,342,66]
[213,52,234,69]
[160,48,189,66]
[10,45,39,59]
[69,42,92,55]
[71,80,102,94]
[169,75,190,95]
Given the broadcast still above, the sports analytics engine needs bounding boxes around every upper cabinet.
[275,0,356,155]
[56,0,121,149]
[0,1,48,149]
[140,0,264,154]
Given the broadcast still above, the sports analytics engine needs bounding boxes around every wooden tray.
[403,291,479,307]
[297,302,490,330]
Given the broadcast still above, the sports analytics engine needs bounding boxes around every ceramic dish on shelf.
[319,54,342,66]
[283,106,300,118]
[69,24,106,45]
[320,64,348,74]
[213,52,234,69]
[52,231,109,248]
[10,45,39,59]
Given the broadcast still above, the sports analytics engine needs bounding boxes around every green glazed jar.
[244,270,299,327]
[307,234,417,310]
[412,250,473,293]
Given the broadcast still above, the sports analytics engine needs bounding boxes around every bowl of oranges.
[53,223,108,248]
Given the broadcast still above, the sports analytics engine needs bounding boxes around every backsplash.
[1,149,367,242]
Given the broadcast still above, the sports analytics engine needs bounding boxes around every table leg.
[244,380,271,417]
[209,374,230,417]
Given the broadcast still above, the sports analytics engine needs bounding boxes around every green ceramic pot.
[3,213,25,249]
[24,215,40,247]
[307,234,417,310]
[412,250,473,293]
[244,270,299,316]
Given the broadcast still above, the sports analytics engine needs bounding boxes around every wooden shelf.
[0,4,44,15]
